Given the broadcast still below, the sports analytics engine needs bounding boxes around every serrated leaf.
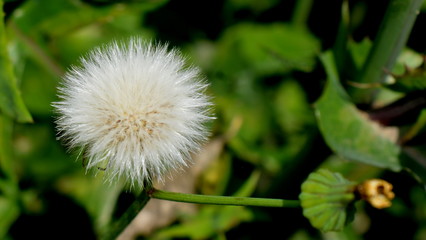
[315,52,401,171]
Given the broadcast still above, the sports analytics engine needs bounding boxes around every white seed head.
[54,38,212,188]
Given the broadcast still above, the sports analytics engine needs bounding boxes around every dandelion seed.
[54,38,212,188]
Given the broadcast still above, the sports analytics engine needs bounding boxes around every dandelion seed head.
[54,38,212,188]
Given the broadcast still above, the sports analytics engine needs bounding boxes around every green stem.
[333,0,350,74]
[104,188,300,239]
[149,188,300,208]
[352,0,423,103]
[103,189,151,240]
[291,0,314,28]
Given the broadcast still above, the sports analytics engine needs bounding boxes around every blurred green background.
[1,0,426,239]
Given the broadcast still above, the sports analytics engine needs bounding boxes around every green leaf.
[275,80,315,134]
[0,115,14,180]
[0,1,32,123]
[319,154,384,182]
[0,196,20,238]
[154,205,253,239]
[11,0,167,38]
[229,0,280,14]
[18,60,58,116]
[223,79,317,175]
[9,0,163,78]
[347,38,372,72]
[10,0,160,36]
[315,52,402,171]
[215,23,320,76]
[271,79,317,175]
[387,72,426,93]
[400,109,426,144]
[385,49,426,93]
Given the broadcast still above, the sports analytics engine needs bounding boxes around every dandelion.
[54,38,212,188]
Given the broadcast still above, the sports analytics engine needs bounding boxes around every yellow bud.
[356,179,395,209]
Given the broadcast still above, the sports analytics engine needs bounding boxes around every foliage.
[299,169,356,232]
[0,0,426,239]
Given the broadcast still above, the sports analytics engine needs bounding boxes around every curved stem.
[148,188,300,208]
